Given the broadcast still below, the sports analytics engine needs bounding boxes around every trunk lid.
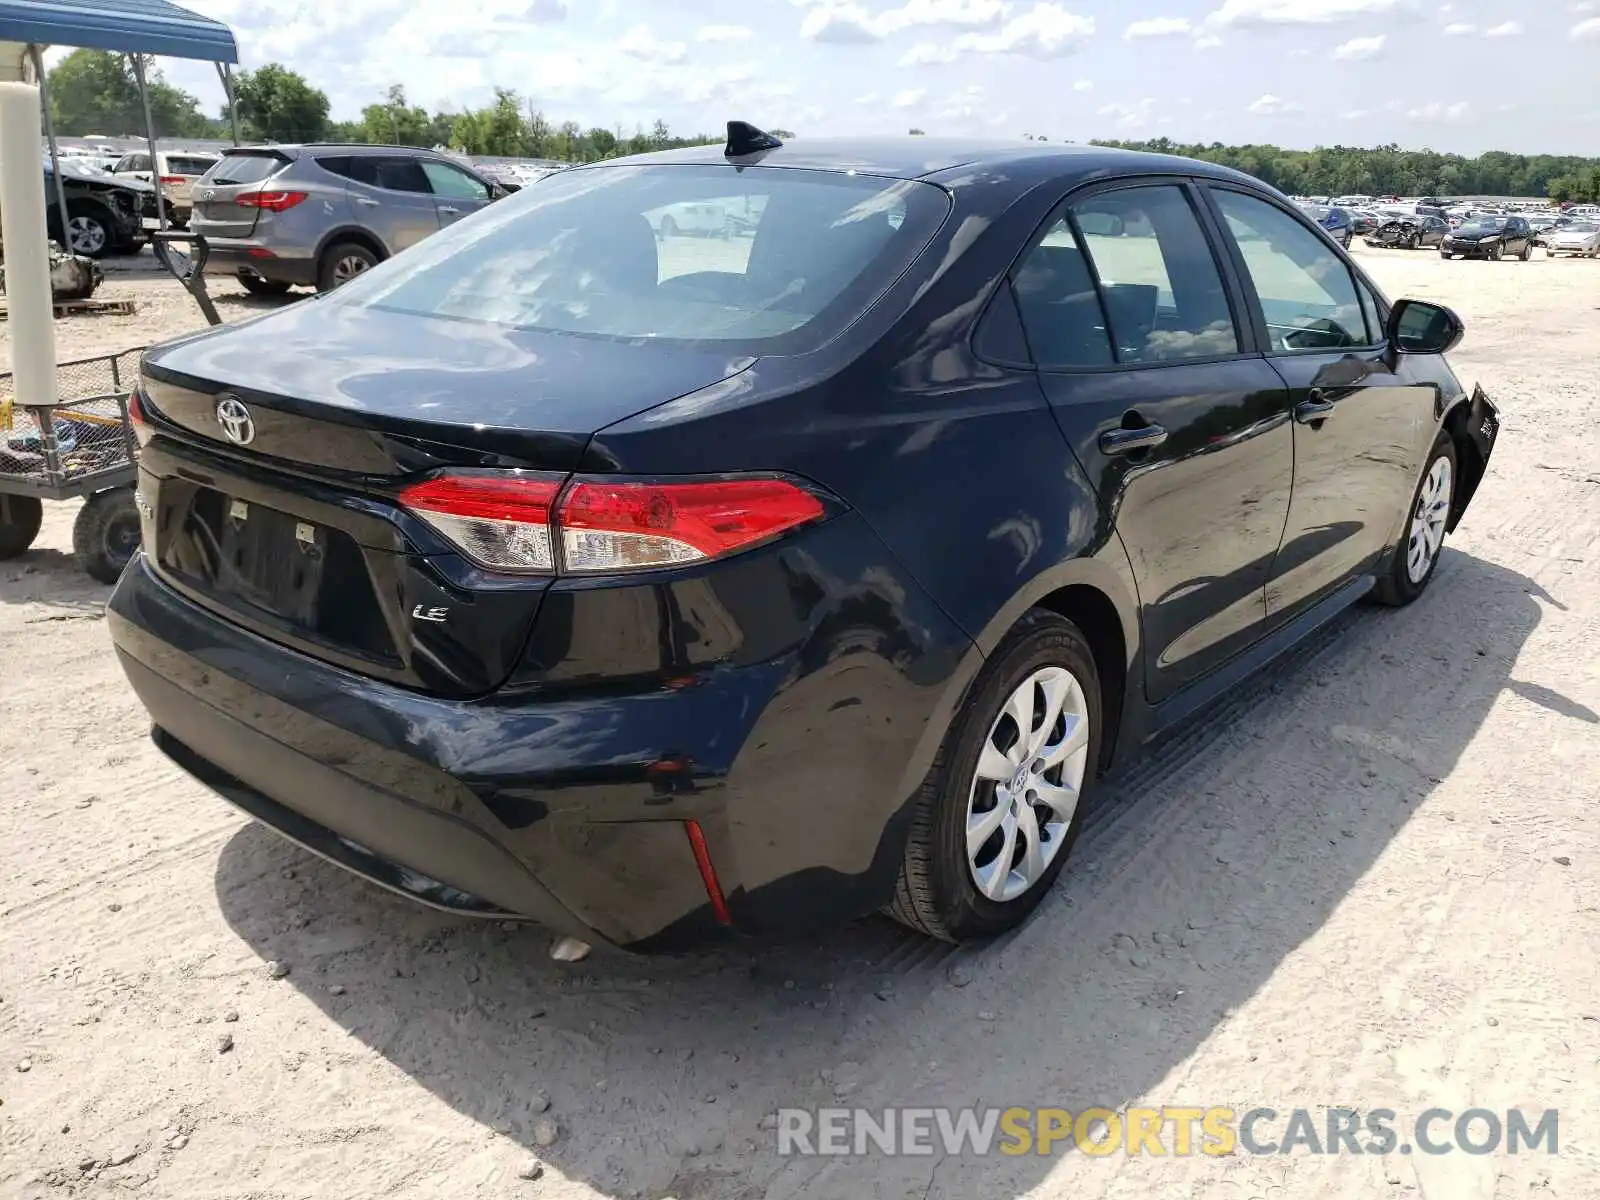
[192,149,292,238]
[137,302,752,697]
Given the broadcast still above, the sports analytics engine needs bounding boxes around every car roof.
[224,143,451,158]
[599,136,1273,193]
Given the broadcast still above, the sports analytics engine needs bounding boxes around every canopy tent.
[0,0,241,408]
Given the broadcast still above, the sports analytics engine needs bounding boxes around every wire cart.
[0,348,143,582]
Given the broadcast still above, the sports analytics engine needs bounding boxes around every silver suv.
[189,145,505,295]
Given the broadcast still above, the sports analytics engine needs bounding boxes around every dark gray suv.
[189,144,505,295]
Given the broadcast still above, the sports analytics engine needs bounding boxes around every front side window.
[329,164,948,354]
[421,161,490,201]
[1211,190,1366,353]
[1072,185,1240,365]
[375,158,431,194]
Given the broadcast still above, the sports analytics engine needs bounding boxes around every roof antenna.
[725,120,782,158]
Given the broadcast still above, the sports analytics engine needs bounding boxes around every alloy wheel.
[1406,455,1453,584]
[67,215,107,256]
[964,666,1091,902]
[332,254,371,285]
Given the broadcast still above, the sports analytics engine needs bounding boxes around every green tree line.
[1093,137,1600,204]
[45,50,1600,200]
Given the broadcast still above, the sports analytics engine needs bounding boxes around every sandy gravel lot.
[3,248,1599,1200]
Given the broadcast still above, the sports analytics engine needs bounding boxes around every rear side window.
[315,155,353,179]
[375,158,431,194]
[1011,218,1115,367]
[1073,184,1240,365]
[1212,190,1366,353]
[206,152,286,186]
[328,163,948,355]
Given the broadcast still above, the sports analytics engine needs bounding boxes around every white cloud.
[1247,93,1301,114]
[1484,20,1522,36]
[950,3,1095,57]
[1194,33,1224,46]
[1442,22,1474,34]
[801,0,1010,42]
[1572,15,1600,37]
[616,24,687,63]
[1342,107,1370,118]
[1125,16,1194,38]
[1406,100,1472,122]
[520,0,567,21]
[892,87,928,108]
[938,83,988,118]
[1332,34,1385,58]
[900,41,959,63]
[1206,0,1401,28]
[1073,78,1093,90]
[1096,98,1159,130]
[695,24,754,42]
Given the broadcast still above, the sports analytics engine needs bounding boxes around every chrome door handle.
[1099,424,1168,455]
[438,205,460,215]
[1294,389,1337,423]
[353,196,380,207]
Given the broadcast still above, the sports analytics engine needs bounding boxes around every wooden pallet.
[0,297,137,320]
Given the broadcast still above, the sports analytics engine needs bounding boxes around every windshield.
[1466,217,1511,230]
[1562,221,1597,232]
[167,155,217,175]
[329,164,949,354]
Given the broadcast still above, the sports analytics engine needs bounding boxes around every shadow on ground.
[213,549,1562,1199]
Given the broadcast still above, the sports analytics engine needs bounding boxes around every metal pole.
[215,61,239,145]
[130,52,166,229]
[28,45,71,251]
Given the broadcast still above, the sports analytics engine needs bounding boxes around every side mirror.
[1387,298,1465,356]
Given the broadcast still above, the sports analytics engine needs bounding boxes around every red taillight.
[159,175,185,185]
[398,473,563,573]
[558,478,825,574]
[236,190,307,212]
[397,473,826,576]
[127,389,153,447]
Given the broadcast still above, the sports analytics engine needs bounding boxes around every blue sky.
[156,0,1600,154]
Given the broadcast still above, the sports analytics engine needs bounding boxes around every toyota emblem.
[215,395,255,446]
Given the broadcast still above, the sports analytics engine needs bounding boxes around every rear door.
[344,156,440,252]
[1201,184,1436,618]
[419,160,493,227]
[1019,179,1295,702]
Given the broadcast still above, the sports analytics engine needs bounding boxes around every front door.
[1203,186,1437,617]
[1016,181,1295,702]
[420,161,493,228]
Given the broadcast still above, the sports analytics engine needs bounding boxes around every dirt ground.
[2,247,1598,1200]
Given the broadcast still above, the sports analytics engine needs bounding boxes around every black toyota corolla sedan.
[108,126,1498,952]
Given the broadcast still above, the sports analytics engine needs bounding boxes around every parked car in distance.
[1544,220,1599,257]
[1366,215,1448,250]
[1347,209,1381,235]
[1439,214,1535,260]
[188,144,507,295]
[113,149,220,227]
[1297,203,1353,247]
[649,200,732,238]
[42,158,157,257]
[109,132,1498,952]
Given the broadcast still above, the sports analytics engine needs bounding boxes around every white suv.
[113,150,221,227]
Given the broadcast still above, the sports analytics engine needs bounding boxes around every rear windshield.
[328,164,949,354]
[204,152,286,186]
[167,155,218,176]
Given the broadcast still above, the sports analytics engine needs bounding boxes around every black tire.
[1371,432,1457,607]
[60,201,115,259]
[0,494,44,559]
[888,609,1103,942]
[72,487,141,585]
[1519,241,1532,261]
[237,272,293,297]
[1440,251,1452,259]
[316,241,379,293]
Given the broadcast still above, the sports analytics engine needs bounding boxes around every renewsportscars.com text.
[777,1106,1559,1158]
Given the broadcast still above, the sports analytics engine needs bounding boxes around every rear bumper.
[197,239,317,285]
[107,513,974,949]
